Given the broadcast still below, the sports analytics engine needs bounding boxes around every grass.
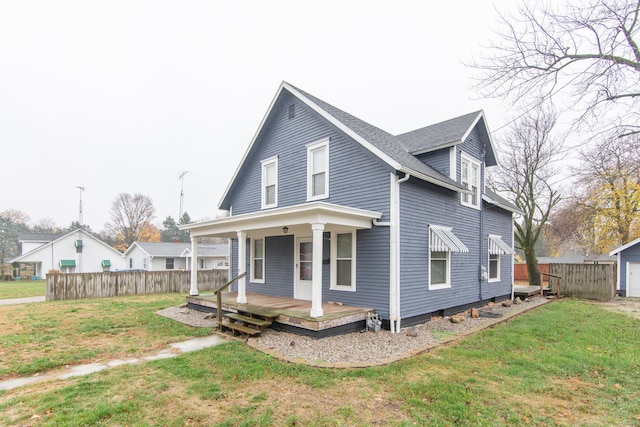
[0,279,46,299]
[0,298,639,426]
[0,293,211,377]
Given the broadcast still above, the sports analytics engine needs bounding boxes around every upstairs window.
[461,154,480,209]
[261,157,278,209]
[307,138,329,200]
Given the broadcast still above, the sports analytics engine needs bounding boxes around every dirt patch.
[590,296,640,319]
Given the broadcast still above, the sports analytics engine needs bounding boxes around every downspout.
[373,172,409,333]
[392,173,410,333]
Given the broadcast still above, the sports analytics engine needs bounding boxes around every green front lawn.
[0,279,46,299]
[0,298,639,426]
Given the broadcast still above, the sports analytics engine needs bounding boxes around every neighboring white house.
[11,229,127,277]
[122,241,229,271]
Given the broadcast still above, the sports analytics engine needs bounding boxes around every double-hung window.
[307,138,329,200]
[166,258,174,270]
[330,231,356,291]
[429,225,469,290]
[251,238,265,283]
[488,235,515,282]
[261,157,278,209]
[461,154,480,208]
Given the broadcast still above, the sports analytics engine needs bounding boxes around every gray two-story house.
[183,82,520,335]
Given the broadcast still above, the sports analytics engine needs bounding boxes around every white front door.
[295,237,313,300]
[628,262,640,297]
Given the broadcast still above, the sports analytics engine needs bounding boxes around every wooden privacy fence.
[548,264,616,301]
[46,270,228,301]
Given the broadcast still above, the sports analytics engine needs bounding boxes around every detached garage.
[610,238,640,297]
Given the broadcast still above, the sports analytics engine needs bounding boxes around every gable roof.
[395,111,498,166]
[610,237,640,255]
[123,241,228,258]
[220,82,496,210]
[10,229,122,263]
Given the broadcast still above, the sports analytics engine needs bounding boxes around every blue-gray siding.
[618,243,640,293]
[415,148,451,177]
[226,93,392,220]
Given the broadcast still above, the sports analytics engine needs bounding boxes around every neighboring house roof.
[17,232,61,243]
[10,229,122,263]
[123,242,228,258]
[220,82,498,210]
[537,255,587,264]
[482,188,524,215]
[610,237,640,256]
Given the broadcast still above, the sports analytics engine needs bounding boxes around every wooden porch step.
[221,319,262,336]
[223,312,272,328]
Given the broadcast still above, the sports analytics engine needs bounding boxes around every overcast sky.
[1,0,519,232]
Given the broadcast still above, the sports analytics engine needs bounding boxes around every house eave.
[482,194,524,215]
[181,202,383,238]
[610,237,640,256]
[399,167,470,194]
[409,140,460,156]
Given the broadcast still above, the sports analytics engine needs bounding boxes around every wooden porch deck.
[513,285,550,298]
[186,292,374,338]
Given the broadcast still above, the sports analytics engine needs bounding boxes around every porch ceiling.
[181,201,383,239]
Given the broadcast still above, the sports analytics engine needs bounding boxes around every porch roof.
[180,202,383,239]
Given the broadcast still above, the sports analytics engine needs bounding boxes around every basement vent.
[288,104,295,119]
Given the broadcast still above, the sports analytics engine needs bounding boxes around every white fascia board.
[463,111,499,167]
[400,167,471,194]
[284,83,403,171]
[610,237,640,255]
[482,193,524,215]
[182,202,382,238]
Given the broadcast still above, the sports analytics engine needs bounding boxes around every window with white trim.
[331,231,356,291]
[430,250,450,289]
[461,154,480,208]
[429,225,469,290]
[166,258,174,270]
[251,238,265,283]
[261,157,278,209]
[307,139,329,200]
[489,253,500,281]
[488,235,514,282]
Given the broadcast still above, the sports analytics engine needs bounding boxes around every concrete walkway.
[0,296,45,306]
[0,335,228,392]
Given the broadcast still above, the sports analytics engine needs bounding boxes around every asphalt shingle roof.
[135,242,228,257]
[395,111,481,154]
[291,84,466,191]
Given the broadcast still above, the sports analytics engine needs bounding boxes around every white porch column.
[237,231,247,303]
[189,237,199,295]
[310,223,325,318]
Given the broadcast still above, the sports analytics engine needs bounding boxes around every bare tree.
[574,135,640,250]
[105,193,155,251]
[491,107,562,286]
[472,0,640,137]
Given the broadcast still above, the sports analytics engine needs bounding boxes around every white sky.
[0,0,518,232]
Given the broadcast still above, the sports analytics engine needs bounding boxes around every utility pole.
[178,171,188,219]
[77,186,86,226]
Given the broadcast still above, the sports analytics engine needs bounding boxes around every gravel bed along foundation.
[157,296,550,366]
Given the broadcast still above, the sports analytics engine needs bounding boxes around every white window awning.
[429,225,469,253]
[489,235,515,255]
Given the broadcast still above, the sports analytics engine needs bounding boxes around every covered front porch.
[180,202,383,320]
[187,291,373,337]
